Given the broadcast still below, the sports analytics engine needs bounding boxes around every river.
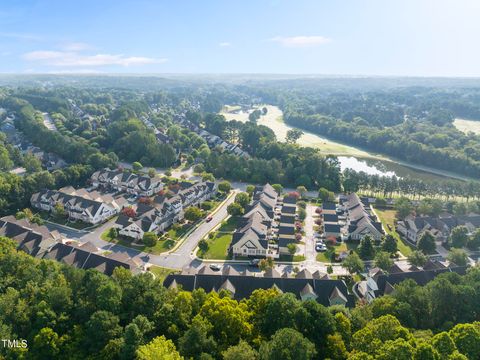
[220,105,468,182]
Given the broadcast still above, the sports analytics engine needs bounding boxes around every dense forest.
[1,237,480,359]
[276,87,480,178]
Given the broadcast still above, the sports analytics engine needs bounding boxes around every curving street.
[45,190,238,270]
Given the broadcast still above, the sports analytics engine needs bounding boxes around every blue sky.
[1,0,480,76]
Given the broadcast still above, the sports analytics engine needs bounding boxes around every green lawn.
[316,242,358,262]
[199,232,233,260]
[218,216,240,232]
[279,254,306,262]
[374,208,414,256]
[148,266,177,283]
[37,210,92,229]
[166,223,193,241]
[197,216,240,260]
[101,228,176,255]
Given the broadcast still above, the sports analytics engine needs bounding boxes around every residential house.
[324,223,341,239]
[164,266,355,307]
[230,212,277,258]
[397,214,480,244]
[356,262,466,303]
[0,216,61,257]
[43,243,142,276]
[396,216,443,244]
[115,181,216,239]
[277,196,297,255]
[230,183,280,258]
[344,193,384,241]
[31,187,123,225]
[91,168,163,197]
[322,202,337,215]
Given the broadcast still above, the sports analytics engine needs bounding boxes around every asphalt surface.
[304,204,317,265]
[49,190,237,270]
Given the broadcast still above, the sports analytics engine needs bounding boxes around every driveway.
[44,221,88,239]
[304,204,317,264]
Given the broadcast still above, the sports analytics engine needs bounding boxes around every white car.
[315,243,327,252]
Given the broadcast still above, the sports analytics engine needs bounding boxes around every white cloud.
[270,35,331,47]
[23,50,166,67]
[219,42,232,47]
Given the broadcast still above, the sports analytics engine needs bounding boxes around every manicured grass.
[218,216,240,232]
[199,232,233,260]
[148,266,177,283]
[374,208,414,256]
[279,254,306,262]
[101,228,176,255]
[167,224,193,241]
[37,210,92,229]
[197,216,240,260]
[316,241,358,262]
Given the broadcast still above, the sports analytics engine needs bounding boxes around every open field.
[220,104,372,157]
[453,118,480,135]
[199,232,232,260]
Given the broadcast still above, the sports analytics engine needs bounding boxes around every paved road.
[304,204,317,265]
[51,190,237,270]
[44,221,88,238]
[148,190,237,269]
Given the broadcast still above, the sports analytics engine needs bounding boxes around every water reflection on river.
[337,156,450,181]
[338,156,396,177]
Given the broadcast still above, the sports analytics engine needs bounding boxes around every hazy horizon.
[2,0,480,76]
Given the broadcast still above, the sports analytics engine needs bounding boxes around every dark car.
[209,263,221,271]
[249,258,261,267]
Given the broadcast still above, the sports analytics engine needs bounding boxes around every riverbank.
[221,104,475,182]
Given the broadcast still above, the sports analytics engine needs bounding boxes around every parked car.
[209,263,221,271]
[206,215,213,222]
[315,239,325,246]
[249,258,261,267]
[315,243,327,252]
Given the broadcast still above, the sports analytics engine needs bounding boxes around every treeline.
[0,164,94,216]
[284,110,480,178]
[2,97,117,170]
[1,238,480,359]
[204,143,342,191]
[343,169,480,200]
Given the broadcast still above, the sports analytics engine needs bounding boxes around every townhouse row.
[115,180,217,239]
[0,216,141,275]
[321,193,384,242]
[31,186,126,225]
[229,184,298,259]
